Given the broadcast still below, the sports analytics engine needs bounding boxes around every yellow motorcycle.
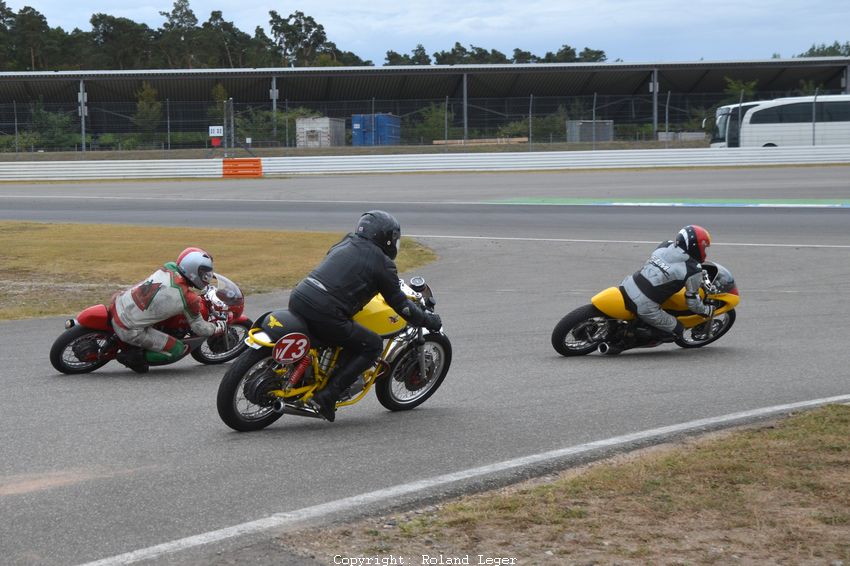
[217,276,451,431]
[551,261,740,356]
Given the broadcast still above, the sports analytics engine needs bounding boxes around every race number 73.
[272,332,310,363]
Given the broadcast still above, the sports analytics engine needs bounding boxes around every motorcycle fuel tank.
[353,294,407,337]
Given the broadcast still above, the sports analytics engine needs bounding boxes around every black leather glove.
[423,312,442,332]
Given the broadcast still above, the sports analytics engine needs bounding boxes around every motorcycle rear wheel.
[551,304,610,356]
[49,326,113,374]
[191,321,251,365]
[675,309,736,348]
[375,333,452,411]
[217,348,284,431]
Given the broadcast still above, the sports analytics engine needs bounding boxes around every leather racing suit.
[111,262,218,359]
[288,233,431,396]
[621,240,711,335]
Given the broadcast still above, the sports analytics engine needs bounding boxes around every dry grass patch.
[0,221,435,319]
[291,405,850,565]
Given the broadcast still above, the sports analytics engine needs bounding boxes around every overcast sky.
[9,0,850,64]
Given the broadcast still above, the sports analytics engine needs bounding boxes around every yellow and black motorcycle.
[217,276,451,431]
[551,261,740,356]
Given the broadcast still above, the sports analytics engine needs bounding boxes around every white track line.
[1,194,849,209]
[407,234,850,249]
[79,394,850,566]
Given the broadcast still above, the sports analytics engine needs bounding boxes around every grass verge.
[290,405,850,564]
[0,221,436,320]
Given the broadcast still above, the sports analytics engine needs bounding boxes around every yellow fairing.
[677,292,740,328]
[591,287,635,320]
[352,294,408,337]
[591,286,740,327]
[660,287,704,311]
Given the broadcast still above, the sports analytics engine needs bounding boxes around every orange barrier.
[222,158,263,178]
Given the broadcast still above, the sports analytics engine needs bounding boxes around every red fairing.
[76,304,112,331]
[232,313,251,324]
[229,302,245,318]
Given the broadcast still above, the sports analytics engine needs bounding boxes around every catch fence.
[0,90,845,156]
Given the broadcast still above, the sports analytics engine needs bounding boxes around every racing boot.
[312,351,374,422]
[648,322,683,344]
[312,381,341,422]
[654,330,677,344]
[116,347,149,374]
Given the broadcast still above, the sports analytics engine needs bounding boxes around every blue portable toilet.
[352,113,400,146]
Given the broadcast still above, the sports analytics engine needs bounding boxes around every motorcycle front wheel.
[49,326,113,374]
[675,309,736,348]
[216,348,284,431]
[551,304,610,356]
[191,321,251,364]
[375,333,452,411]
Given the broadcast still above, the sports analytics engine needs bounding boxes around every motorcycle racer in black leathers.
[288,210,442,422]
[621,225,715,341]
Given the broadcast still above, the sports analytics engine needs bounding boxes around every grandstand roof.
[1,58,848,103]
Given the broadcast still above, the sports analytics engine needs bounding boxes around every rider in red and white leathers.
[111,248,224,372]
[621,225,714,340]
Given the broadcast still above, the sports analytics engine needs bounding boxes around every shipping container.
[351,113,400,146]
[566,120,614,143]
[296,117,346,148]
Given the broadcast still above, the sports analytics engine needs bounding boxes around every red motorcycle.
[49,273,252,374]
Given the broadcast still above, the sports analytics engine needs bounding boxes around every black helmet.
[355,210,401,259]
[675,225,711,263]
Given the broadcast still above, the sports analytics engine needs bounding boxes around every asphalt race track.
[1,166,849,565]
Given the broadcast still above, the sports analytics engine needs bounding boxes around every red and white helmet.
[675,225,711,263]
[176,247,214,289]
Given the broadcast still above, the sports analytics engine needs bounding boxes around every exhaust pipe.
[598,342,623,355]
[272,400,324,419]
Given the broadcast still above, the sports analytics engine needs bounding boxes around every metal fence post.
[592,92,598,150]
[651,69,659,140]
[166,98,171,150]
[463,73,468,142]
[444,96,448,148]
[271,76,278,143]
[528,94,533,150]
[78,80,87,154]
[229,97,235,149]
[13,100,19,153]
[223,99,228,155]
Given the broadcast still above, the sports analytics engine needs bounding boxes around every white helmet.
[176,247,214,289]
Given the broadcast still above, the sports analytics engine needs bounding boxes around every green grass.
[291,405,850,564]
[0,221,436,319]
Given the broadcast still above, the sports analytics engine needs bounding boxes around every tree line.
[796,41,850,57]
[2,0,848,72]
[0,0,611,71]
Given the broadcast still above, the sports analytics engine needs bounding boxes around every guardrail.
[1,146,848,181]
[0,158,221,180]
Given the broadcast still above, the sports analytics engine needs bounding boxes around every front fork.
[417,327,428,380]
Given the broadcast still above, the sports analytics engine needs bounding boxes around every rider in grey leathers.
[621,225,715,341]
